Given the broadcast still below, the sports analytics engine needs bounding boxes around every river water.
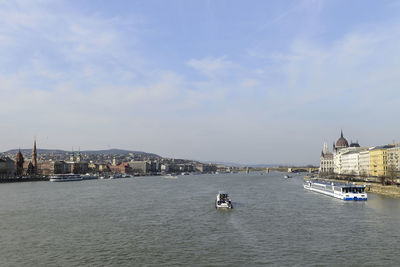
[0,172,399,266]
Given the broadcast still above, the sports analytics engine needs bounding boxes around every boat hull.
[49,174,83,182]
[49,178,83,182]
[215,201,232,209]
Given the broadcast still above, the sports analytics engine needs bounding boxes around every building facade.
[340,148,368,176]
[369,146,392,177]
[319,142,334,174]
[359,150,370,177]
[0,157,15,177]
[387,145,400,178]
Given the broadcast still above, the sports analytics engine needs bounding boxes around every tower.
[70,148,75,162]
[32,139,37,170]
[15,149,24,176]
[323,142,329,155]
[76,148,81,163]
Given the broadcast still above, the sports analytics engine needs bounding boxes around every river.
[0,172,399,266]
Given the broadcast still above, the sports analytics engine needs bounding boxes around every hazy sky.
[1,0,400,165]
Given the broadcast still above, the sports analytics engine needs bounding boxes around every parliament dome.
[336,131,349,148]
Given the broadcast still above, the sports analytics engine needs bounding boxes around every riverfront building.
[359,150,370,177]
[319,142,334,174]
[388,145,400,174]
[0,157,15,177]
[320,131,399,179]
[332,131,350,175]
[369,145,394,177]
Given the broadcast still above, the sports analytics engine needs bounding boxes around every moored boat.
[304,179,367,201]
[215,191,233,209]
[49,174,83,182]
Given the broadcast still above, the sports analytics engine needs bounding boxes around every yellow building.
[370,146,391,177]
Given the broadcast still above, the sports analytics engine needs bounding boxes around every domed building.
[334,130,349,150]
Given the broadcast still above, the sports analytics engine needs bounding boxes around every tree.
[387,164,398,184]
[27,162,35,176]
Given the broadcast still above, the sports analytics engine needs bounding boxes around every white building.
[332,130,369,176]
[341,150,360,175]
[359,150,370,177]
[341,148,369,175]
[387,145,400,175]
[333,131,350,175]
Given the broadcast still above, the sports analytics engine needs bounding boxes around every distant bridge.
[265,167,319,173]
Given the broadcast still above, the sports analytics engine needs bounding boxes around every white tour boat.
[215,191,233,209]
[304,179,367,201]
[49,174,83,182]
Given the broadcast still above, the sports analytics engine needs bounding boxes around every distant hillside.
[2,148,161,158]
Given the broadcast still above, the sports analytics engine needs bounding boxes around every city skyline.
[1,1,400,164]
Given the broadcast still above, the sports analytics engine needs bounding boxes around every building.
[196,163,216,173]
[333,130,349,151]
[22,139,39,175]
[319,142,334,174]
[0,157,15,177]
[161,164,169,173]
[333,131,350,175]
[340,147,368,176]
[359,150,370,177]
[331,131,371,176]
[129,161,150,174]
[387,145,400,178]
[15,149,24,176]
[70,162,89,174]
[369,145,394,177]
[109,162,132,174]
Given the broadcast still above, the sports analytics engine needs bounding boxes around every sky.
[0,0,400,165]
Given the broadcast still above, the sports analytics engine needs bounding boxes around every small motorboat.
[215,191,233,209]
[284,175,292,179]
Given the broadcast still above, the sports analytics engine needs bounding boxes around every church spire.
[70,147,75,162]
[77,147,81,162]
[32,138,37,170]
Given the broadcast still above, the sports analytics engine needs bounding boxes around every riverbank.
[305,176,400,198]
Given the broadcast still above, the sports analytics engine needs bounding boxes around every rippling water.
[0,172,399,266]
